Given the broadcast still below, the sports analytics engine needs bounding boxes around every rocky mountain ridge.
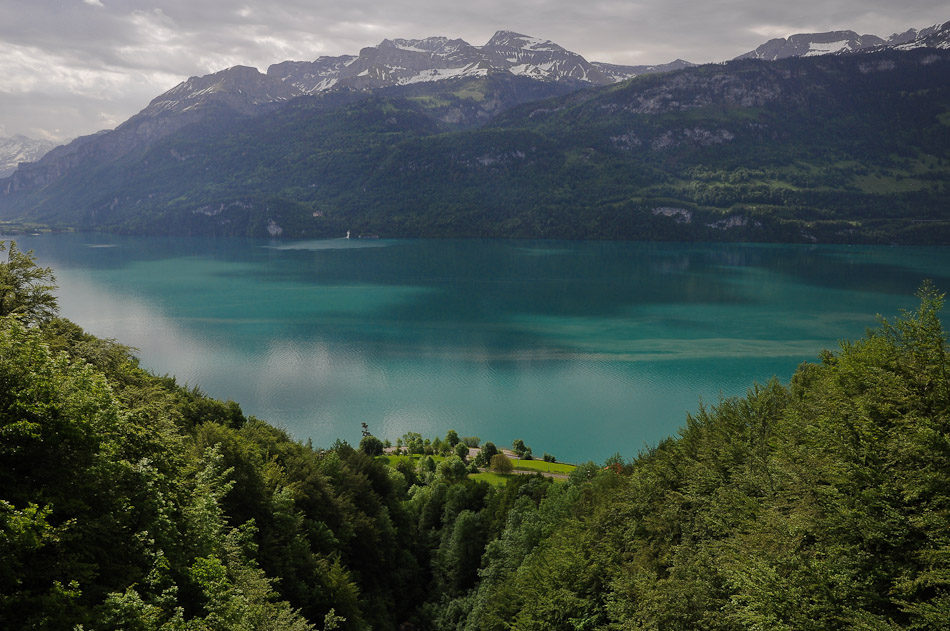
[736,20,950,60]
[267,30,680,92]
[158,30,675,119]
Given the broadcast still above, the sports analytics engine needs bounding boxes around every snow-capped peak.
[735,20,950,61]
[127,30,685,122]
[0,135,58,178]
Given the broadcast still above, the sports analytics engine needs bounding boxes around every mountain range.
[145,30,697,121]
[736,22,950,60]
[2,30,691,196]
[1,20,949,243]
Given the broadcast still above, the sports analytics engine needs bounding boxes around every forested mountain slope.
[2,48,949,243]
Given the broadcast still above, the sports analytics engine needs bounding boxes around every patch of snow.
[516,35,550,50]
[803,40,852,56]
[392,42,428,53]
[399,66,487,85]
[304,77,338,92]
[509,61,557,77]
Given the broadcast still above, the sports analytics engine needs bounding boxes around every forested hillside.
[2,48,949,243]
[2,241,949,629]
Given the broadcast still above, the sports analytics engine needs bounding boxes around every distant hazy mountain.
[592,58,696,81]
[0,135,56,178]
[736,20,950,60]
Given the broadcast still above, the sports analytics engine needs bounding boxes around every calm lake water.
[9,233,950,462]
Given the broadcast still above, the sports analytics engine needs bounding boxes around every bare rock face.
[891,21,950,51]
[266,31,656,93]
[735,20,950,61]
[266,56,357,93]
[480,31,614,84]
[142,65,301,118]
[736,30,887,61]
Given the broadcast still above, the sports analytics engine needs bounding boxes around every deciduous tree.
[0,241,57,325]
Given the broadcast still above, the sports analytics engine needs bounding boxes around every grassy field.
[512,459,576,475]
[468,472,513,486]
[380,453,576,486]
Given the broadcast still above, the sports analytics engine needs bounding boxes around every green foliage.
[512,459,575,475]
[0,311,421,630]
[359,435,384,457]
[490,454,514,474]
[511,439,531,459]
[460,436,480,448]
[399,431,425,455]
[474,441,498,468]
[445,429,460,447]
[0,241,57,324]
[437,456,469,483]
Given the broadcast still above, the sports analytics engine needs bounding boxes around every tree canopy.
[0,241,57,324]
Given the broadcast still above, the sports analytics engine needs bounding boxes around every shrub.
[359,435,384,456]
[445,429,460,446]
[512,439,532,459]
[490,453,513,474]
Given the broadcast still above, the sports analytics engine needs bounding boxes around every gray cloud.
[1,0,947,141]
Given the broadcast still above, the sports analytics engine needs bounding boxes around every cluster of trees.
[2,241,949,629]
[383,431,541,471]
[390,430,477,457]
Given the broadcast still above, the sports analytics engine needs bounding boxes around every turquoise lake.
[9,233,950,463]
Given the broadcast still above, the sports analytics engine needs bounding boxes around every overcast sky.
[1,0,947,142]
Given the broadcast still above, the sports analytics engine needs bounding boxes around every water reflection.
[9,233,949,462]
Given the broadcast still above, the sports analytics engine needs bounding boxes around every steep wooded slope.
[2,49,949,243]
